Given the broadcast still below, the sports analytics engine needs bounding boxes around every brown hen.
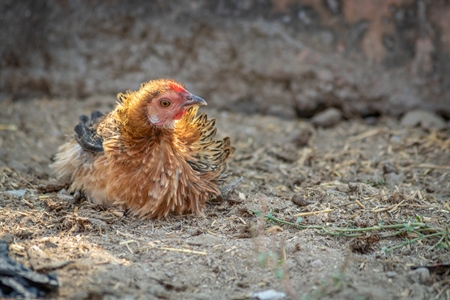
[51,79,235,218]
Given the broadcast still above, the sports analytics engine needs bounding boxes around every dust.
[0,97,449,299]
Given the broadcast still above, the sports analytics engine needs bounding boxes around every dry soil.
[0,96,449,299]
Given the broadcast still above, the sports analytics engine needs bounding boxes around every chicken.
[51,79,235,218]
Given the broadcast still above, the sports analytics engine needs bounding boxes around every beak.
[182,94,207,108]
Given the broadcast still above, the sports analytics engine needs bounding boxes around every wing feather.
[74,110,105,153]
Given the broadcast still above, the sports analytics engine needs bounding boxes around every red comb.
[168,82,187,94]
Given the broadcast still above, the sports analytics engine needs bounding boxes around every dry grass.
[0,98,449,299]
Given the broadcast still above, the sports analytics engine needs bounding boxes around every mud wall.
[1,0,449,118]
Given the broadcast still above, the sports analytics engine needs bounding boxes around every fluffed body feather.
[51,79,234,218]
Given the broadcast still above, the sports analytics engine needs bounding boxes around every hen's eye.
[160,99,171,108]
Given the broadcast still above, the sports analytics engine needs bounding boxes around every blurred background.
[1,3,450,298]
[1,0,449,121]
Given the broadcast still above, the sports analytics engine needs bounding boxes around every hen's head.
[144,80,206,128]
[117,79,207,130]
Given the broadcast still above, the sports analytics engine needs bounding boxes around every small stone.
[5,190,27,198]
[57,189,67,195]
[311,108,342,127]
[309,259,323,268]
[408,268,430,284]
[44,241,58,249]
[348,182,359,192]
[401,248,412,255]
[382,163,397,174]
[288,128,312,148]
[386,271,397,278]
[88,218,108,231]
[289,175,305,189]
[1,233,14,244]
[291,194,312,206]
[252,289,286,300]
[266,104,297,119]
[57,189,74,201]
[336,184,350,193]
[400,110,447,130]
[117,296,135,300]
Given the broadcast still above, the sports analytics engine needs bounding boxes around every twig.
[294,209,333,217]
[355,200,365,209]
[148,246,207,255]
[415,164,450,170]
[348,129,383,143]
[119,240,138,254]
[0,124,18,131]
[388,199,406,212]
[372,207,391,213]
[116,230,134,238]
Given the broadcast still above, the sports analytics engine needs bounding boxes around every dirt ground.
[0,96,449,299]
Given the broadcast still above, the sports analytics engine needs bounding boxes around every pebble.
[88,218,108,231]
[288,127,312,148]
[385,271,397,278]
[291,194,313,206]
[5,189,27,198]
[408,268,430,284]
[348,182,359,192]
[311,108,342,127]
[382,163,397,174]
[252,289,286,300]
[336,184,350,193]
[309,259,324,268]
[57,189,74,201]
[1,233,14,244]
[400,109,447,130]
